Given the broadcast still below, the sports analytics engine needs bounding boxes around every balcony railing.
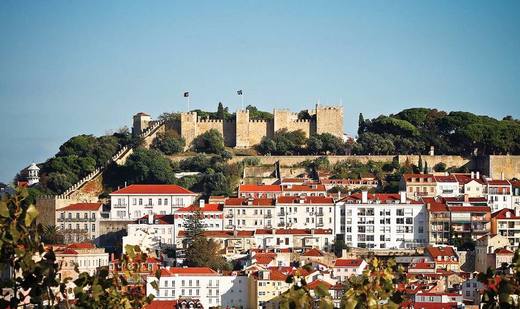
[225,214,233,218]
[278,212,285,216]
[264,214,272,218]
[278,223,285,227]
[316,212,324,216]
[112,204,127,208]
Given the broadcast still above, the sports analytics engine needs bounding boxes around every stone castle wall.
[171,105,344,148]
[488,155,520,179]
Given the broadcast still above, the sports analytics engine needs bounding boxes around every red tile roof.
[302,248,325,257]
[425,246,457,259]
[282,184,326,192]
[274,228,333,235]
[486,179,511,186]
[403,174,436,182]
[276,196,334,204]
[160,267,218,276]
[307,279,332,289]
[145,300,178,309]
[449,206,490,212]
[434,175,458,183]
[60,248,79,255]
[239,184,282,192]
[511,181,520,188]
[60,203,103,211]
[409,262,436,270]
[254,253,277,265]
[492,208,520,220]
[334,259,364,267]
[111,184,195,195]
[176,203,223,212]
[342,193,422,204]
[224,197,275,207]
[67,243,96,249]
[495,248,514,255]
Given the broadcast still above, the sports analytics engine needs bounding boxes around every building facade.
[109,184,196,220]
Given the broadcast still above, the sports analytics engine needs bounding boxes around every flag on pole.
[183,92,189,97]
[237,90,243,95]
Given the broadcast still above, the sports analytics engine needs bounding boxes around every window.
[92,224,96,232]
[139,199,143,205]
[158,199,162,205]
[92,213,96,219]
[132,198,137,205]
[148,198,152,205]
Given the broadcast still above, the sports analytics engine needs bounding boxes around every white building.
[146,267,248,309]
[455,172,485,198]
[123,214,175,253]
[485,179,512,212]
[275,196,336,232]
[27,163,40,186]
[336,192,428,249]
[223,198,276,230]
[109,184,197,220]
[174,201,224,231]
[332,258,367,282]
[56,203,103,243]
[254,228,335,251]
[434,175,460,197]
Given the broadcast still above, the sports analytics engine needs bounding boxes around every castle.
[133,105,344,148]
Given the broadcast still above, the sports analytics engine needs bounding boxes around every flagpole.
[241,93,244,110]
[188,95,190,112]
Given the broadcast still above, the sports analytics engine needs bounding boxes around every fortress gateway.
[133,104,344,148]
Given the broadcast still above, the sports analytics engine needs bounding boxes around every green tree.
[151,131,185,155]
[275,274,333,309]
[358,113,365,135]
[433,162,447,172]
[192,129,225,154]
[341,258,406,308]
[258,129,307,155]
[0,189,157,308]
[183,208,229,270]
[217,102,225,120]
[124,148,176,184]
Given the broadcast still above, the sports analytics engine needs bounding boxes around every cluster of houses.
[38,171,520,307]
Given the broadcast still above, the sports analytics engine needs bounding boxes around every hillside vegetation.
[356,108,520,155]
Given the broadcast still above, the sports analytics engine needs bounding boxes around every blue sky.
[1,1,519,182]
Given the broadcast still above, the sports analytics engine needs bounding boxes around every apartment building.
[491,208,520,248]
[223,198,276,230]
[401,174,437,199]
[319,178,378,191]
[475,234,512,273]
[176,230,256,255]
[332,259,367,282]
[512,181,520,210]
[124,214,175,252]
[454,172,485,198]
[434,175,460,197]
[109,184,197,220]
[424,246,460,272]
[425,197,491,245]
[485,179,512,212]
[254,228,334,251]
[174,201,224,231]
[238,184,282,198]
[56,202,103,243]
[275,196,335,232]
[146,267,249,308]
[337,192,428,249]
[280,184,328,197]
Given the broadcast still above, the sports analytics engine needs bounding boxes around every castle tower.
[132,112,152,136]
[27,163,40,186]
[315,104,344,138]
[180,112,198,148]
[273,109,291,133]
[235,109,250,148]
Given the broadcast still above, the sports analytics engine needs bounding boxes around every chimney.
[464,194,469,203]
[476,171,480,179]
[399,191,406,203]
[471,171,475,179]
[337,191,341,200]
[361,191,368,203]
[199,199,205,208]
[501,172,505,180]
[148,213,154,224]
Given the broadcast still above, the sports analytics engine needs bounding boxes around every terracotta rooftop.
[302,248,325,257]
[334,259,364,267]
[176,203,223,212]
[282,184,326,192]
[276,196,334,204]
[224,197,275,207]
[111,184,195,195]
[425,246,457,259]
[492,208,520,220]
[160,267,218,276]
[239,184,282,192]
[60,203,103,211]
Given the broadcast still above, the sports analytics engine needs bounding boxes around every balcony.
[264,214,272,218]
[316,212,324,216]
[225,225,234,229]
[317,222,324,227]
[278,212,285,216]
[112,204,127,208]
[278,223,285,227]
[225,214,233,218]
[57,218,64,222]
[89,218,96,222]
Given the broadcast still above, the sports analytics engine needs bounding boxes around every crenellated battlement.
[135,104,343,149]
